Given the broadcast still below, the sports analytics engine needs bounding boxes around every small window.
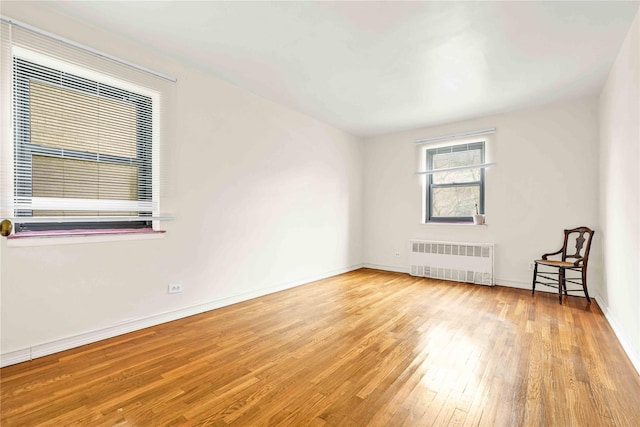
[12,56,156,232]
[426,142,485,223]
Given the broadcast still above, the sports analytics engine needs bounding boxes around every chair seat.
[535,259,574,268]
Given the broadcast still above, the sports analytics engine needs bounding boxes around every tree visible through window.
[426,142,485,223]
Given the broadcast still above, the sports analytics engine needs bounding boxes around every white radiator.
[409,240,495,286]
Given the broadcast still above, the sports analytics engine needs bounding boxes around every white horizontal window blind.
[14,57,153,218]
[415,130,496,176]
[1,18,175,231]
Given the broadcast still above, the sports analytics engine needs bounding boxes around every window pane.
[432,149,481,184]
[431,185,480,218]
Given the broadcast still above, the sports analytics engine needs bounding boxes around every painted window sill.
[421,222,488,228]
[6,228,165,247]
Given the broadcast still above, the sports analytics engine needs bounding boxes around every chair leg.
[532,263,538,296]
[558,269,564,304]
[582,267,591,303]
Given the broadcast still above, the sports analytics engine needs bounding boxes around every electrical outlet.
[168,283,183,294]
[528,262,535,271]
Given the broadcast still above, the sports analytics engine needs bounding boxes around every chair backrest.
[562,227,595,265]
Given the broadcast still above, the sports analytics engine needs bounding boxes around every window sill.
[421,222,488,228]
[6,228,165,247]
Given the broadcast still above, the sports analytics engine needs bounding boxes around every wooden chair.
[532,227,595,304]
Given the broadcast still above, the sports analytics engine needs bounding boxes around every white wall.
[0,2,363,363]
[598,10,640,371]
[363,97,600,290]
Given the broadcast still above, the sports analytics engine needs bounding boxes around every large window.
[12,55,156,232]
[426,142,485,223]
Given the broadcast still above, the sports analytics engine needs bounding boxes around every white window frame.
[417,133,494,225]
[425,141,485,223]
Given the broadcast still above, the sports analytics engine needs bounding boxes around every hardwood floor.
[2,268,640,426]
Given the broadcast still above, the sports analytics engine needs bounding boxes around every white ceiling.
[47,1,638,137]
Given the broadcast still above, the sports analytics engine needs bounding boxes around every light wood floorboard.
[1,268,639,426]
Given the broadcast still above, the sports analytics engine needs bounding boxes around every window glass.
[432,149,482,184]
[431,186,480,217]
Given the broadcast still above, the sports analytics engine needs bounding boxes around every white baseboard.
[496,277,556,294]
[0,263,364,368]
[593,291,640,376]
[363,263,409,274]
[364,267,550,293]
[495,278,531,290]
[0,348,31,368]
